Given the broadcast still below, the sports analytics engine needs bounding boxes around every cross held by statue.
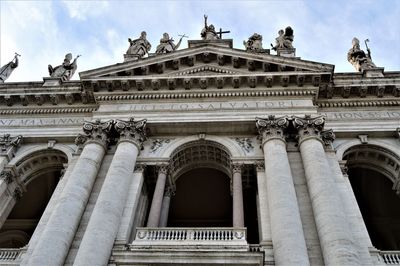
[217,28,230,39]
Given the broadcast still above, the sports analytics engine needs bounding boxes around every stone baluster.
[232,163,244,227]
[26,120,113,266]
[293,115,360,265]
[147,164,169,227]
[256,116,310,266]
[159,187,174,227]
[74,118,147,266]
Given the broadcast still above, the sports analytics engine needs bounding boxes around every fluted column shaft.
[256,116,310,266]
[294,115,360,266]
[147,164,168,227]
[28,120,112,266]
[159,189,172,227]
[74,118,147,266]
[232,163,244,227]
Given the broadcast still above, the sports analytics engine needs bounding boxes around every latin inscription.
[0,117,85,127]
[322,111,400,120]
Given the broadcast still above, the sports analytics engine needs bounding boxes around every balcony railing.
[0,248,21,262]
[131,227,248,250]
[381,251,400,265]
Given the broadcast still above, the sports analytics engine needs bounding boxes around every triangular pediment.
[79,44,334,80]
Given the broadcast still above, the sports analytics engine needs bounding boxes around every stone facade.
[0,38,399,266]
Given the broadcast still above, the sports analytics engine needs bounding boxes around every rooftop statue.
[201,15,221,40]
[244,33,264,52]
[271,26,294,51]
[0,53,20,83]
[347,37,376,72]
[126,31,152,59]
[48,53,80,81]
[155,33,187,54]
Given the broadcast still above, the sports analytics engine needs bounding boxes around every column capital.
[254,160,265,172]
[256,115,290,144]
[134,163,146,172]
[0,134,22,158]
[232,163,243,174]
[75,119,113,150]
[13,186,23,201]
[115,118,147,149]
[157,163,169,175]
[293,115,333,145]
[0,165,18,184]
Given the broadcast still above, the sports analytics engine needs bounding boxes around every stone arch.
[0,230,30,248]
[0,148,68,248]
[343,144,400,250]
[160,135,244,159]
[169,139,232,182]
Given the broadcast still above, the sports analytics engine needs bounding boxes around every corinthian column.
[27,120,112,266]
[256,116,310,266]
[293,115,360,265]
[232,163,244,227]
[74,118,147,266]
[147,164,169,227]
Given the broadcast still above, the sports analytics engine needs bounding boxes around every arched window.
[344,145,400,250]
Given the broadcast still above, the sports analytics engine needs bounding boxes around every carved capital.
[232,163,243,174]
[255,160,265,172]
[13,187,23,201]
[321,129,336,146]
[256,115,290,144]
[0,166,18,184]
[134,163,146,172]
[115,118,147,149]
[75,119,113,149]
[157,164,169,175]
[164,186,176,197]
[0,134,22,154]
[293,115,325,143]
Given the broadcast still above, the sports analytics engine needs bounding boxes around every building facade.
[0,35,399,265]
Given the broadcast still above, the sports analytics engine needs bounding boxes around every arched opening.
[168,167,232,227]
[0,150,67,248]
[344,145,400,250]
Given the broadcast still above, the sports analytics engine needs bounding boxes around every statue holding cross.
[201,15,230,40]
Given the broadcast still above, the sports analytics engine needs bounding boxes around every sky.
[1,0,399,82]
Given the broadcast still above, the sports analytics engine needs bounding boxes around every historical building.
[0,22,399,266]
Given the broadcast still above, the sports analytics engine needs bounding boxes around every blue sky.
[1,0,399,82]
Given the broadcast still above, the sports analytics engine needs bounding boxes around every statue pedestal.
[188,39,233,49]
[124,54,141,62]
[43,77,62,87]
[277,48,296,57]
[363,67,384,78]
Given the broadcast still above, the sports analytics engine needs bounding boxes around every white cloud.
[61,0,109,21]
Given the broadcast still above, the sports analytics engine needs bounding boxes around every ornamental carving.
[255,160,265,172]
[75,119,113,148]
[134,163,146,172]
[232,163,243,174]
[157,164,169,175]
[0,169,14,184]
[115,118,147,148]
[150,138,172,153]
[233,137,254,153]
[292,115,325,141]
[256,115,290,142]
[13,187,23,201]
[0,134,22,152]
[321,129,336,146]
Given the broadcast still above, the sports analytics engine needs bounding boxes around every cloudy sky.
[1,0,399,82]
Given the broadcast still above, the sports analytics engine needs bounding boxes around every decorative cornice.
[0,134,22,153]
[0,106,98,115]
[75,119,113,149]
[256,115,290,144]
[115,118,147,149]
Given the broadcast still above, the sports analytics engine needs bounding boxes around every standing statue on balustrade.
[0,53,20,83]
[347,37,376,72]
[126,31,152,59]
[201,15,219,40]
[155,33,187,54]
[244,33,264,52]
[48,53,80,81]
[271,26,294,51]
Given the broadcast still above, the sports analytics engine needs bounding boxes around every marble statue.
[347,37,376,72]
[201,15,219,40]
[244,33,264,52]
[155,33,186,54]
[271,27,294,51]
[126,31,152,59]
[0,53,19,83]
[48,53,80,81]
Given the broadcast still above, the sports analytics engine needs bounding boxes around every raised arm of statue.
[204,15,208,28]
[0,53,20,83]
